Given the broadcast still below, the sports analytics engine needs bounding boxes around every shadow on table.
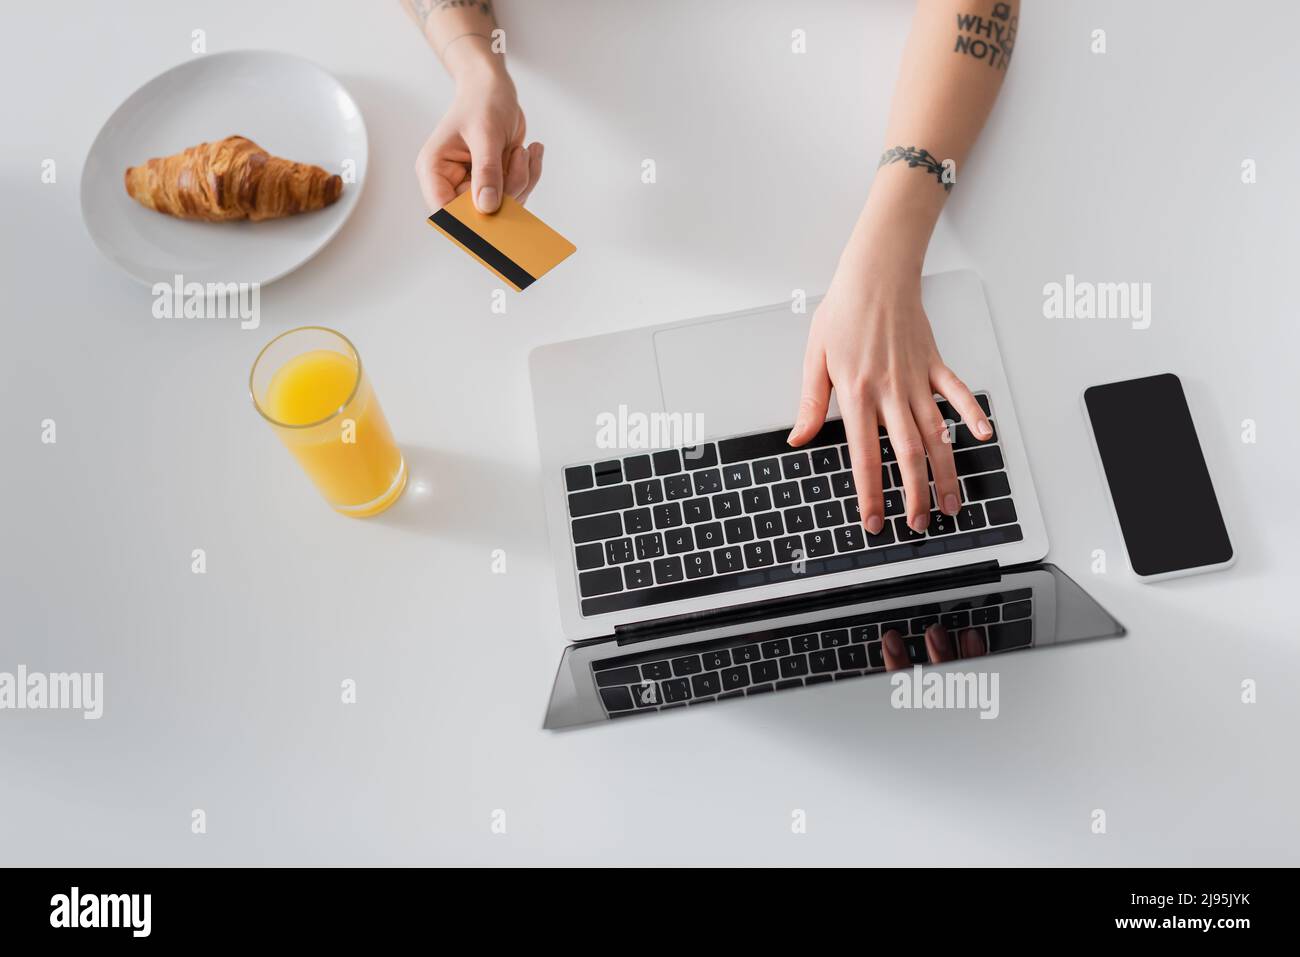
[372,444,547,558]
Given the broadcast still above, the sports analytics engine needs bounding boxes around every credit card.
[427,192,576,291]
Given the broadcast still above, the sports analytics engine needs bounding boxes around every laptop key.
[866,523,895,547]
[633,479,664,505]
[801,476,832,503]
[713,546,744,574]
[683,551,713,579]
[682,443,719,470]
[733,644,761,664]
[624,508,654,535]
[957,502,987,530]
[599,686,635,711]
[776,679,804,691]
[927,511,957,536]
[720,666,750,691]
[754,511,784,538]
[742,487,772,512]
[894,517,926,542]
[803,530,834,558]
[565,465,594,491]
[883,490,905,516]
[661,678,693,703]
[971,606,1000,625]
[750,660,779,683]
[850,624,878,643]
[691,672,721,697]
[761,638,791,659]
[772,481,802,507]
[986,497,1018,525]
[784,506,813,533]
[664,529,693,555]
[1002,599,1031,620]
[831,471,855,497]
[837,644,868,670]
[703,650,731,670]
[605,538,635,564]
[579,568,623,597]
[693,468,723,495]
[988,619,1032,651]
[595,666,642,688]
[773,536,802,564]
[654,556,684,584]
[569,485,634,518]
[671,654,703,676]
[743,541,775,568]
[653,502,683,529]
[682,498,713,523]
[811,446,841,473]
[821,629,850,648]
[724,516,755,544]
[694,522,724,548]
[792,634,819,653]
[664,475,693,500]
[835,525,866,552]
[642,661,671,681]
[631,681,660,707]
[941,610,971,630]
[954,445,1004,476]
[781,453,811,480]
[594,460,623,486]
[809,650,838,674]
[752,458,782,484]
[779,654,808,678]
[653,449,682,475]
[712,492,742,517]
[952,422,997,448]
[815,501,845,528]
[723,463,753,489]
[964,472,1011,501]
[575,543,605,569]
[623,454,653,481]
[623,562,653,589]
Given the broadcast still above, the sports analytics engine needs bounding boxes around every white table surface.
[3,0,1298,866]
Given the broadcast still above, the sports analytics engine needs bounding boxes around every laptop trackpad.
[654,307,841,440]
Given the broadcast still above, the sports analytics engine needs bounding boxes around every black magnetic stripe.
[428,209,535,290]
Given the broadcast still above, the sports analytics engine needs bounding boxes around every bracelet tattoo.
[878,146,953,192]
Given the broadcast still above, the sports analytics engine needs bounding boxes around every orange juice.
[252,330,405,517]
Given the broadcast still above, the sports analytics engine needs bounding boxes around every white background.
[2,0,1297,865]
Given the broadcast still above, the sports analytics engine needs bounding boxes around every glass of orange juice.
[250,327,406,517]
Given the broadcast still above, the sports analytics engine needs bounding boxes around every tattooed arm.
[790,0,1018,539]
[403,0,543,212]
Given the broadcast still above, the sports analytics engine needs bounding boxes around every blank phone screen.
[1084,374,1233,577]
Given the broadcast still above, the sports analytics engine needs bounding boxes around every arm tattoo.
[878,147,953,192]
[953,2,1017,70]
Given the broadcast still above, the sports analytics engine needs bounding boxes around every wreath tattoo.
[878,146,953,192]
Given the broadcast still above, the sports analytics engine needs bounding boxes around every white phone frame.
[1079,374,1235,583]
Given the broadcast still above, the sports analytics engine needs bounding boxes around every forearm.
[401,0,507,83]
[850,0,1020,275]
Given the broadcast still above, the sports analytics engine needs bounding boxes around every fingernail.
[976,419,992,438]
[866,514,883,535]
[910,513,929,533]
[884,630,905,658]
[786,422,802,444]
[943,493,960,515]
[476,186,499,212]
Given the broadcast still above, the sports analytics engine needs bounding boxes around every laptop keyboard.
[592,588,1034,716]
[563,393,1023,617]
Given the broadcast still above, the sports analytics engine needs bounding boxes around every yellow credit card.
[427,192,576,291]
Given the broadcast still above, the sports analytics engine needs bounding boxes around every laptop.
[530,270,1124,728]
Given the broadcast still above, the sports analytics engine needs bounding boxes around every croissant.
[124,135,342,222]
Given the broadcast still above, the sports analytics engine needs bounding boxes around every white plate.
[81,49,367,288]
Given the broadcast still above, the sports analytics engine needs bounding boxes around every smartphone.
[1082,373,1234,581]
